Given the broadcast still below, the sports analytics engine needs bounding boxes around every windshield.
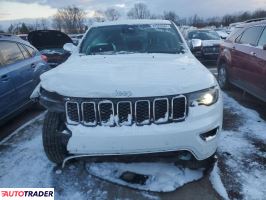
[188,30,220,40]
[80,24,185,55]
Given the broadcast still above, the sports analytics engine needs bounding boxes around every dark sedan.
[0,34,50,124]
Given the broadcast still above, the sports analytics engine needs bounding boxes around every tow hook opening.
[200,127,219,141]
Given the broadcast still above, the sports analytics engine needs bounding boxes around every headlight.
[187,87,219,106]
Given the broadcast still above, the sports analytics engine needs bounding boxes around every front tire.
[218,63,231,90]
[43,112,68,164]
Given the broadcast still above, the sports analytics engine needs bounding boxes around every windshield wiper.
[147,50,181,54]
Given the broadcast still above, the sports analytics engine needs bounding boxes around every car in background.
[214,28,229,39]
[69,34,84,45]
[186,29,222,62]
[217,19,266,102]
[28,30,73,68]
[0,33,50,124]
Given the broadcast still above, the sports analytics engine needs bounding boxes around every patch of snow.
[209,163,229,200]
[55,169,62,174]
[217,93,266,199]
[155,112,168,123]
[86,162,203,192]
[92,20,172,28]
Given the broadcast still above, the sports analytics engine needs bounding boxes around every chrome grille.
[66,102,80,124]
[172,96,186,120]
[153,98,169,124]
[98,101,115,126]
[82,102,96,126]
[135,100,150,125]
[117,101,132,126]
[66,95,187,126]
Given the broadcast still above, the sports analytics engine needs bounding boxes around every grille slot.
[154,98,169,123]
[172,96,186,120]
[98,101,115,126]
[82,102,97,126]
[117,101,132,126]
[135,100,150,125]
[66,102,79,124]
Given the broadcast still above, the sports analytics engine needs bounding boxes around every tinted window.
[80,24,185,55]
[258,27,266,47]
[18,44,31,59]
[0,41,24,65]
[239,26,263,46]
[24,45,36,56]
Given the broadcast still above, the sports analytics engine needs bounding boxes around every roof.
[91,19,172,27]
[0,33,33,47]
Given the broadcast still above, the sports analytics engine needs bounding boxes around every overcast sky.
[0,0,266,21]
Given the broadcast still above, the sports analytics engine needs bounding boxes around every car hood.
[40,53,217,98]
[28,30,73,50]
[202,40,222,47]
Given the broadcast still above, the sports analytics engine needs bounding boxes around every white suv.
[32,20,223,168]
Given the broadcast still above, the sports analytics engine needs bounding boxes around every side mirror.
[191,39,202,49]
[263,44,266,50]
[63,43,77,53]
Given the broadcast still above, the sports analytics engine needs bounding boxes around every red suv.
[217,19,266,102]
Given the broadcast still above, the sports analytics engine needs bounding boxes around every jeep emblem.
[115,90,132,97]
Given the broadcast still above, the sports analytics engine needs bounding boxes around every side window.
[0,41,25,66]
[258,28,266,47]
[18,43,31,59]
[228,27,243,42]
[24,45,37,56]
[239,26,263,46]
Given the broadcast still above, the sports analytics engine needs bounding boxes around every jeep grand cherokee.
[31,20,223,168]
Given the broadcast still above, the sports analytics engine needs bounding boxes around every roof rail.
[244,18,266,23]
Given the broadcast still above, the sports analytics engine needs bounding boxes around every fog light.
[200,127,219,141]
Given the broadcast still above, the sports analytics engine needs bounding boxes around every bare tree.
[40,18,48,30]
[163,11,179,25]
[92,10,106,22]
[105,8,120,21]
[52,6,86,34]
[127,3,150,19]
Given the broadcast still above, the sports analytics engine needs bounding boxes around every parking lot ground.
[0,105,43,141]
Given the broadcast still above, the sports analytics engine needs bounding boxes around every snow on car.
[31,20,223,171]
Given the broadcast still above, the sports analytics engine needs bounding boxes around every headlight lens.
[188,87,219,106]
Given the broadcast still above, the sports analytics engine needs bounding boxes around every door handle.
[31,63,36,68]
[250,52,256,56]
[1,74,9,82]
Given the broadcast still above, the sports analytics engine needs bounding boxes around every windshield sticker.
[150,24,171,29]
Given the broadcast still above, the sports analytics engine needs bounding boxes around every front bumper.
[66,96,223,161]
